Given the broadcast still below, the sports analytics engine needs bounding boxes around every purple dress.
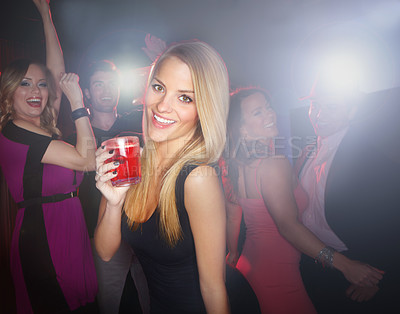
[0,121,97,313]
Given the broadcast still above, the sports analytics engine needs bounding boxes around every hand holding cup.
[95,136,141,205]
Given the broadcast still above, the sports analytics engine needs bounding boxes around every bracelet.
[315,246,336,268]
[71,107,90,122]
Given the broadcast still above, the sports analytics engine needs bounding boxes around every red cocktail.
[104,136,141,187]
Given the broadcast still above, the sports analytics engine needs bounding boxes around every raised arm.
[94,146,131,261]
[42,73,96,172]
[185,165,230,314]
[260,156,384,287]
[33,0,65,116]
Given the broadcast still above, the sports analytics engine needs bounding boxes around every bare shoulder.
[258,155,292,180]
[186,164,219,185]
[259,155,291,171]
[184,165,222,208]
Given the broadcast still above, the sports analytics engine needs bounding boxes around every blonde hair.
[124,40,230,246]
[0,59,61,137]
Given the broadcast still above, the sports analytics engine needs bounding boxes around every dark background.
[1,0,400,144]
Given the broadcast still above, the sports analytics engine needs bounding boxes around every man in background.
[296,74,399,313]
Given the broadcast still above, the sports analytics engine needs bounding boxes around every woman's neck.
[14,116,41,128]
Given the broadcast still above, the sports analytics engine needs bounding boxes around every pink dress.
[236,166,316,314]
[0,122,97,313]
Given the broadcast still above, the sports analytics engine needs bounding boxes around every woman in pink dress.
[0,1,98,312]
[224,87,382,314]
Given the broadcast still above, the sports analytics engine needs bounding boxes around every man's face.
[84,71,120,113]
[308,95,354,138]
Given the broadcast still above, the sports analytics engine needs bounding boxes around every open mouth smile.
[153,112,175,125]
[264,122,274,128]
[26,97,42,107]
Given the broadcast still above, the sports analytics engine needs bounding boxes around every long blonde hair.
[0,59,60,137]
[124,40,230,246]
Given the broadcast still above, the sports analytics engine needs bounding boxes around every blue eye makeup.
[20,80,31,87]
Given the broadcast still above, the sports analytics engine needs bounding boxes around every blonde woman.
[95,41,230,313]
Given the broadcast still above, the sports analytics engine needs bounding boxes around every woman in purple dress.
[0,1,98,312]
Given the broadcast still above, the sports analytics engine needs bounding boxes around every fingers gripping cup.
[103,136,141,187]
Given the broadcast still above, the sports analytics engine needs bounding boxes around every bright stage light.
[119,68,139,92]
[118,66,150,96]
[317,52,364,95]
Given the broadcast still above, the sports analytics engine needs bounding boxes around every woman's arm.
[185,165,230,314]
[225,200,242,267]
[94,196,123,261]
[221,173,242,267]
[260,156,384,287]
[33,0,65,116]
[94,146,130,261]
[41,73,96,172]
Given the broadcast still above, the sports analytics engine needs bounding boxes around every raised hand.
[59,73,84,110]
[142,33,167,62]
[33,0,50,17]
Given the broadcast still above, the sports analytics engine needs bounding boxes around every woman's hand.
[346,284,379,302]
[339,257,384,287]
[226,251,239,267]
[142,34,167,62]
[95,146,130,207]
[59,73,84,110]
[33,0,50,17]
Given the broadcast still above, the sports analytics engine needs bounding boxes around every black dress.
[122,164,206,313]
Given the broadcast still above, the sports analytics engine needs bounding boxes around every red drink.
[104,136,141,187]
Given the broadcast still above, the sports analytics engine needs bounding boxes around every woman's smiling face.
[240,92,278,142]
[12,64,49,121]
[145,56,199,151]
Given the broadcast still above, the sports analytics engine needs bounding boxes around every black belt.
[17,191,77,208]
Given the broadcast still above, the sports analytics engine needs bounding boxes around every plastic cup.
[103,136,141,187]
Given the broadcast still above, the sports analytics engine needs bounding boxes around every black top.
[66,108,143,237]
[298,88,400,313]
[122,164,206,314]
[324,89,400,312]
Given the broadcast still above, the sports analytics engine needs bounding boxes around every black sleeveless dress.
[122,163,260,314]
[122,164,206,313]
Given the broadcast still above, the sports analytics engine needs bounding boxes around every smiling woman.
[145,56,199,152]
[94,40,231,313]
[0,1,98,313]
[11,64,50,121]
[0,61,58,135]
[223,87,318,314]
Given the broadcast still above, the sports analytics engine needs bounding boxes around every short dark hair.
[80,60,120,90]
